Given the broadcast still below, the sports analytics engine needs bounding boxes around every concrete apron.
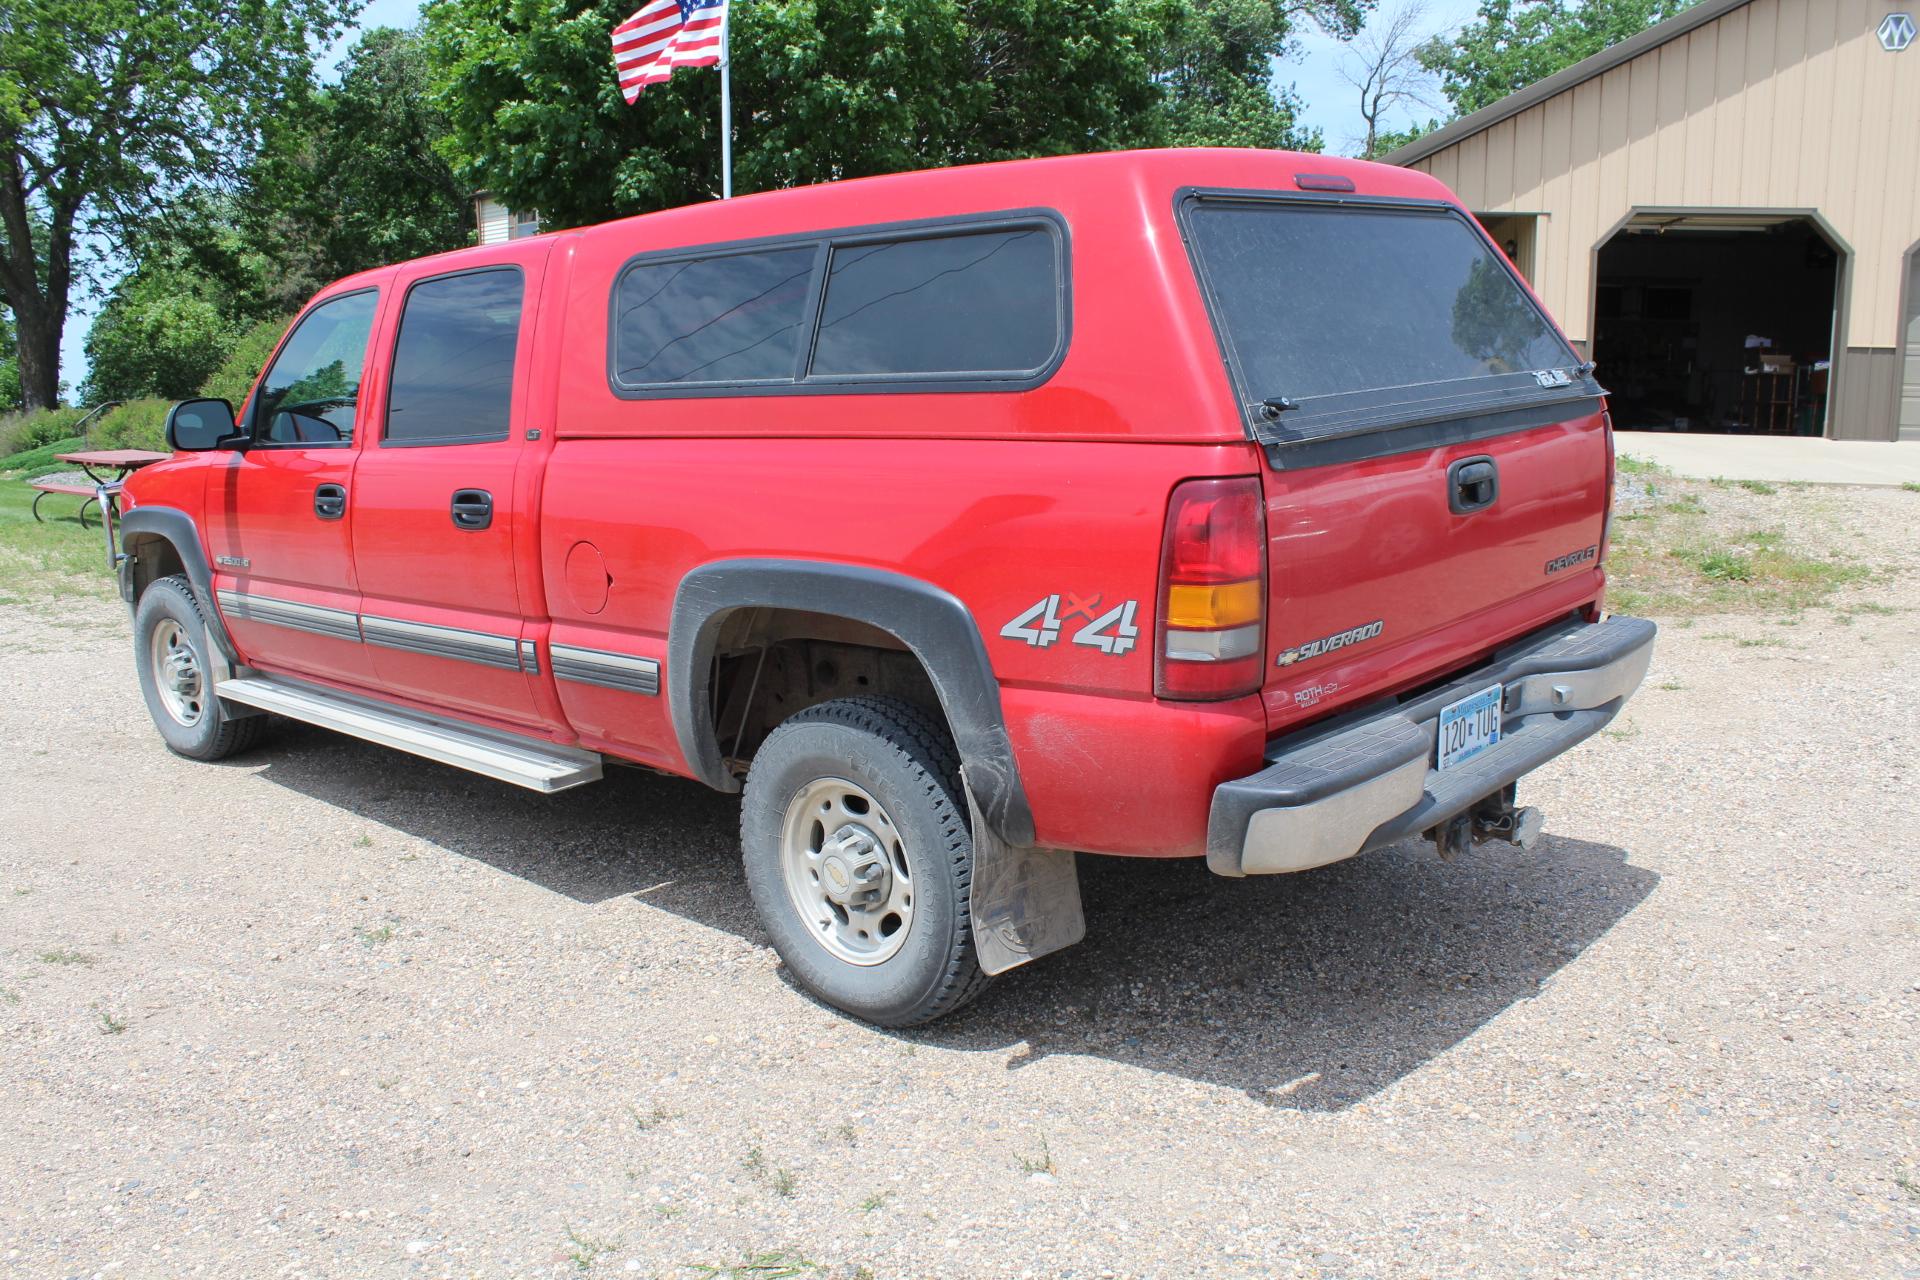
[1616,432,1920,487]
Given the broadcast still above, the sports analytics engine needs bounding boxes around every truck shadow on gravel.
[252,723,1658,1113]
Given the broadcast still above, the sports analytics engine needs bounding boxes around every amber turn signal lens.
[1164,579,1263,630]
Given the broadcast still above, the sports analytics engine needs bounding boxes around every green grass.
[95,1007,127,1035]
[1663,493,1707,516]
[1615,454,1668,477]
[37,947,94,966]
[0,436,88,479]
[564,1225,617,1272]
[355,923,394,948]
[1733,478,1778,495]
[1607,493,1874,618]
[0,473,118,608]
[685,1251,818,1280]
[1016,1136,1055,1175]
[1902,482,1920,494]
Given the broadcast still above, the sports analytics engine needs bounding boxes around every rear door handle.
[1448,456,1499,514]
[314,483,346,521]
[450,489,493,530]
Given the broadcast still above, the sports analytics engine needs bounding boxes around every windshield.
[1186,199,1578,411]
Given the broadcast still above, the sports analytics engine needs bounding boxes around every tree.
[423,0,1376,231]
[81,253,237,402]
[0,0,357,411]
[249,26,472,296]
[1340,2,1441,158]
[0,309,20,410]
[1420,0,1697,117]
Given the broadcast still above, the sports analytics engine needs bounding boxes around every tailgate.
[1178,188,1611,732]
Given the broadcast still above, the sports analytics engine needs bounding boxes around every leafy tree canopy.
[1420,0,1697,117]
[423,0,1373,230]
[0,0,359,409]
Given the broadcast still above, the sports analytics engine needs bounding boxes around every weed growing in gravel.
[564,1224,617,1271]
[353,834,373,848]
[742,1143,798,1198]
[1664,493,1708,515]
[629,1102,678,1130]
[686,1250,818,1279]
[1896,1168,1919,1201]
[1,987,19,1004]
[355,924,394,948]
[1736,636,1788,648]
[1616,455,1668,477]
[859,1191,889,1213]
[1733,479,1777,495]
[1657,681,1685,691]
[769,1167,798,1198]
[655,1202,684,1219]
[1903,482,1920,493]
[1016,1136,1056,1174]
[37,948,93,966]
[832,1121,858,1145]
[1601,720,1640,741]
[95,1007,126,1035]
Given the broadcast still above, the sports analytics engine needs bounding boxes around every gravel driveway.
[3,497,1917,1278]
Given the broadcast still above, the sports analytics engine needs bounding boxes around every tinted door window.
[1187,202,1575,404]
[253,290,378,445]
[385,267,525,445]
[612,248,814,386]
[810,229,1058,377]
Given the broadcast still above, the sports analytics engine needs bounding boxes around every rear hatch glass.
[1182,195,1600,461]
[1181,192,1611,733]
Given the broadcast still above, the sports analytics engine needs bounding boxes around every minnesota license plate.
[1437,683,1503,771]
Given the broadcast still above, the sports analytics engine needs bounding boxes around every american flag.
[612,0,730,104]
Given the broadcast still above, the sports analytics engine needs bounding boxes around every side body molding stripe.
[667,559,1034,847]
[360,614,523,670]
[217,590,363,643]
[550,643,661,696]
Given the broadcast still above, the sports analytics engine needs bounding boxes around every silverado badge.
[1275,619,1384,667]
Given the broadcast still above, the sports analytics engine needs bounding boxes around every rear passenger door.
[350,252,550,728]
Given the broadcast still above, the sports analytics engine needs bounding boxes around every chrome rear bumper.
[1207,614,1655,877]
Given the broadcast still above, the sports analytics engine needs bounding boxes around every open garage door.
[1593,212,1840,436]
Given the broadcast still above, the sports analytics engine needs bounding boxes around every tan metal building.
[1387,0,1920,441]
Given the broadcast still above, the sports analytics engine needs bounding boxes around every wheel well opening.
[126,535,187,601]
[709,608,945,776]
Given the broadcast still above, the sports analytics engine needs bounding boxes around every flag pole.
[719,12,733,199]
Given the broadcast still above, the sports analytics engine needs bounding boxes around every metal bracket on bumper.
[1207,614,1657,877]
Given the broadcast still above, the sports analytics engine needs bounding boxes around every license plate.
[1437,683,1503,771]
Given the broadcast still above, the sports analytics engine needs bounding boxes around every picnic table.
[30,448,171,527]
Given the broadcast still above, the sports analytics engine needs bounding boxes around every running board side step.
[216,675,603,793]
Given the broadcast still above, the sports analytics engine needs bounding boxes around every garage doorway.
[1592,212,1841,435]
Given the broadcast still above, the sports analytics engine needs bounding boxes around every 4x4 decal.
[1001,593,1140,656]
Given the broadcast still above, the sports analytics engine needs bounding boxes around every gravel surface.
[3,492,1918,1279]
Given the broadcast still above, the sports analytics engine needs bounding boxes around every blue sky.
[63,0,1481,389]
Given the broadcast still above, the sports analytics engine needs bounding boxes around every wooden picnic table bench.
[29,448,172,528]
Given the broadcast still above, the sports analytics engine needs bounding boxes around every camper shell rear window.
[1179,190,1598,454]
[607,210,1069,398]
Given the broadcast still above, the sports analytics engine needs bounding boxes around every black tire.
[740,696,991,1027]
[133,575,267,761]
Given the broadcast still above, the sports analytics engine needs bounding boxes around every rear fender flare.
[666,559,1036,848]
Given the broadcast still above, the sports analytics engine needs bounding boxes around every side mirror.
[165,398,239,452]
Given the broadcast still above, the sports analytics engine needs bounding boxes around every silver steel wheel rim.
[779,776,914,966]
[149,618,206,728]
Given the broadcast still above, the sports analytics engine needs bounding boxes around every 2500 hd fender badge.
[1275,619,1383,668]
[1545,545,1599,575]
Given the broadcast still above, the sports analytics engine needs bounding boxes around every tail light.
[1155,475,1266,701]
[1600,408,1616,562]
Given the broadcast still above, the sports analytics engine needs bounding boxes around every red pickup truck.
[117,148,1653,1026]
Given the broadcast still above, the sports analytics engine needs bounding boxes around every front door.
[350,253,549,728]
[207,287,383,688]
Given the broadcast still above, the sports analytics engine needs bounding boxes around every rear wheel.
[134,575,266,761]
[740,696,990,1026]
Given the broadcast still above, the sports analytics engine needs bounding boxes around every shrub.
[0,406,87,458]
[0,437,87,478]
[91,399,172,452]
[200,314,294,411]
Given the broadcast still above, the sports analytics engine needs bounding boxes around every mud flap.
[967,788,1085,976]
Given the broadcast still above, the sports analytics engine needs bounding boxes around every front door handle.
[1447,456,1499,514]
[451,489,493,531]
[314,483,346,520]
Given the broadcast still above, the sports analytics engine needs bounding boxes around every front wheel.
[133,575,266,761]
[740,697,991,1027]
